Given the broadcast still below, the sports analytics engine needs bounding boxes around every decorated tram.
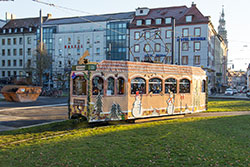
[68,60,207,123]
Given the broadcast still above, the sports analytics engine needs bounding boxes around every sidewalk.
[209,93,250,100]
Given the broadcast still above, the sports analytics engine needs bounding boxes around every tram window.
[73,76,87,95]
[107,77,115,95]
[117,77,125,95]
[202,80,206,92]
[92,76,104,95]
[131,77,146,94]
[149,78,162,94]
[165,78,177,93]
[179,79,190,93]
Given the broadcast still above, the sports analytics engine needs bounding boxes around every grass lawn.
[0,115,249,167]
[207,99,250,112]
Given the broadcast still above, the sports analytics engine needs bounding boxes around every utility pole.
[171,17,175,64]
[178,37,181,65]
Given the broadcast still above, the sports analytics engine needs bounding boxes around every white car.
[224,88,234,96]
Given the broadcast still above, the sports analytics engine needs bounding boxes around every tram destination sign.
[75,64,97,71]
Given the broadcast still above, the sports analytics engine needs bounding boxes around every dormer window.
[165,18,171,24]
[29,27,32,32]
[136,20,142,26]
[20,28,23,32]
[145,19,151,25]
[156,18,162,25]
[3,29,6,34]
[140,10,143,14]
[14,28,18,33]
[8,29,12,33]
[186,15,193,22]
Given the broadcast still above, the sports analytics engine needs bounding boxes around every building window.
[2,60,5,67]
[179,79,190,93]
[117,77,125,95]
[166,30,172,38]
[8,60,11,66]
[2,39,5,45]
[7,49,11,56]
[186,15,193,22]
[77,37,81,44]
[182,56,188,65]
[68,37,71,44]
[19,38,23,45]
[92,76,104,95]
[144,31,151,39]
[77,48,80,55]
[182,28,189,37]
[2,71,5,77]
[165,18,171,24]
[194,42,201,51]
[134,57,140,62]
[96,48,100,55]
[27,37,31,44]
[194,28,201,37]
[7,38,11,45]
[155,43,161,52]
[27,59,31,67]
[68,49,71,56]
[194,55,200,65]
[59,49,62,56]
[8,29,12,33]
[202,80,206,92]
[58,61,62,68]
[134,44,140,53]
[27,48,31,55]
[13,60,17,66]
[155,30,161,39]
[131,77,146,94]
[145,19,151,25]
[165,56,171,64]
[73,76,87,96]
[19,59,23,66]
[136,20,142,26]
[166,43,171,52]
[156,18,162,25]
[13,71,17,76]
[182,42,189,51]
[2,49,5,56]
[3,29,6,34]
[8,71,11,77]
[165,78,177,93]
[134,32,140,40]
[144,44,151,52]
[13,49,17,56]
[154,56,161,62]
[29,27,32,32]
[13,38,16,45]
[107,77,115,95]
[59,38,63,44]
[14,28,17,33]
[149,78,162,94]
[19,49,23,56]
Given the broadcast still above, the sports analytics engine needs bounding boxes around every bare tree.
[25,42,52,86]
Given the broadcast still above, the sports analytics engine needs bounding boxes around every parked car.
[233,89,238,94]
[246,91,250,98]
[224,88,234,96]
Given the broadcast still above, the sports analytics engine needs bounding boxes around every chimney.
[192,2,196,7]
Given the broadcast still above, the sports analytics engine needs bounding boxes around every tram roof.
[96,60,206,76]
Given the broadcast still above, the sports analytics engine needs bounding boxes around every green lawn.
[207,99,250,112]
[0,115,249,167]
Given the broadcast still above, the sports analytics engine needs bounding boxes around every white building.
[129,4,228,89]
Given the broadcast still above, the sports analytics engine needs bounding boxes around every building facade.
[0,4,228,90]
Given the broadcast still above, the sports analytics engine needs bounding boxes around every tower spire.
[218,5,228,46]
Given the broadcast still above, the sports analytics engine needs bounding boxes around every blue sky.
[0,0,249,71]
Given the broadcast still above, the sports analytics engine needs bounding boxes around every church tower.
[218,6,228,46]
